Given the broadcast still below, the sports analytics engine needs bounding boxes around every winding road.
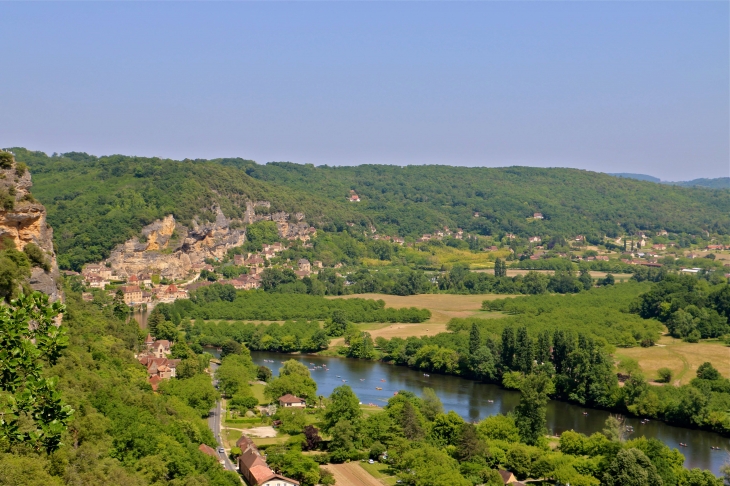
[207,362,238,473]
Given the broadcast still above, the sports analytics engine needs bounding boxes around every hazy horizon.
[2,2,728,180]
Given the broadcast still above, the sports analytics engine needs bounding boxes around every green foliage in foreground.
[0,289,240,486]
[0,293,71,453]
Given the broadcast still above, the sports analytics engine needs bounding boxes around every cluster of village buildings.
[76,223,730,306]
[136,334,180,390]
[75,241,326,305]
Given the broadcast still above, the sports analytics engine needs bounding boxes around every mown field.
[616,336,730,385]
[327,293,513,345]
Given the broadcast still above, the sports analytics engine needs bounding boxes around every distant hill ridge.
[608,172,730,189]
[8,147,730,270]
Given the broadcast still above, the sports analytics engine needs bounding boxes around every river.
[238,350,730,475]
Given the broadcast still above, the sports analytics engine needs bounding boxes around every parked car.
[218,447,225,454]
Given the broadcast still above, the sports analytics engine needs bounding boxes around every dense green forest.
[154,283,431,323]
[0,290,241,486]
[11,148,730,269]
[9,148,361,270]
[239,161,730,237]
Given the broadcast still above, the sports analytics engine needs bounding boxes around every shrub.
[657,368,673,383]
[23,243,49,271]
[14,163,27,177]
[0,152,12,169]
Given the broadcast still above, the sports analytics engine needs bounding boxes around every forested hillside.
[11,149,362,269]
[11,148,730,269]
[241,162,730,238]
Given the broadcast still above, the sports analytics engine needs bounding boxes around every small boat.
[582,412,589,416]
[423,373,430,377]
[680,443,688,447]
[336,375,341,378]
[342,379,347,382]
[376,387,382,390]
[359,379,365,381]
[711,446,721,450]
[487,400,494,403]
[380,379,386,382]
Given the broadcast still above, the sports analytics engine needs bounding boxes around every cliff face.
[104,204,314,280]
[106,208,247,280]
[0,152,62,301]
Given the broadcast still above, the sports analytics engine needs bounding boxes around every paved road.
[207,362,238,473]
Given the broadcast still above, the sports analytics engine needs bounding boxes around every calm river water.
[240,350,730,475]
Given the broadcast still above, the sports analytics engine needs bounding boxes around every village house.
[575,235,585,242]
[455,229,464,239]
[98,267,114,280]
[349,194,360,202]
[313,260,323,269]
[505,233,516,240]
[392,237,405,245]
[473,212,480,218]
[139,274,152,286]
[533,212,543,220]
[278,394,306,408]
[82,264,103,276]
[239,444,299,486]
[653,244,667,250]
[707,245,725,251]
[86,274,108,289]
[198,444,220,462]
[234,254,246,266]
[657,230,668,236]
[498,469,518,484]
[121,285,143,304]
[298,259,311,273]
[595,255,610,261]
[528,236,542,244]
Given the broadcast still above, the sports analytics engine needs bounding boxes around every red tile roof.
[279,394,305,404]
[198,443,218,458]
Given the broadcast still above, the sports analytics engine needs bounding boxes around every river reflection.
[242,350,730,475]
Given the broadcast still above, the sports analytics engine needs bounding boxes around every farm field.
[323,462,393,486]
[616,337,730,385]
[328,293,511,344]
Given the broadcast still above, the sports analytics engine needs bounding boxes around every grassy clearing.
[252,436,289,447]
[250,383,268,405]
[328,293,512,344]
[615,337,730,385]
[224,428,242,445]
[359,462,392,479]
[397,245,511,270]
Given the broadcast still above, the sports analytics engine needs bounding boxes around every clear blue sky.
[1,2,727,180]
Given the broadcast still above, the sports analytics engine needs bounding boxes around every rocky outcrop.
[106,208,247,280]
[104,200,314,280]
[0,151,62,301]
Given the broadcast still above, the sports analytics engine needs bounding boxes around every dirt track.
[323,463,383,486]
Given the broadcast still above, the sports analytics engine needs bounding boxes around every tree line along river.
[241,350,730,476]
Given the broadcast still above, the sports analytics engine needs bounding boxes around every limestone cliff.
[106,208,247,280]
[104,204,314,280]
[0,151,62,301]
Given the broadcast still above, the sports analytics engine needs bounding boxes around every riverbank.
[248,350,730,475]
